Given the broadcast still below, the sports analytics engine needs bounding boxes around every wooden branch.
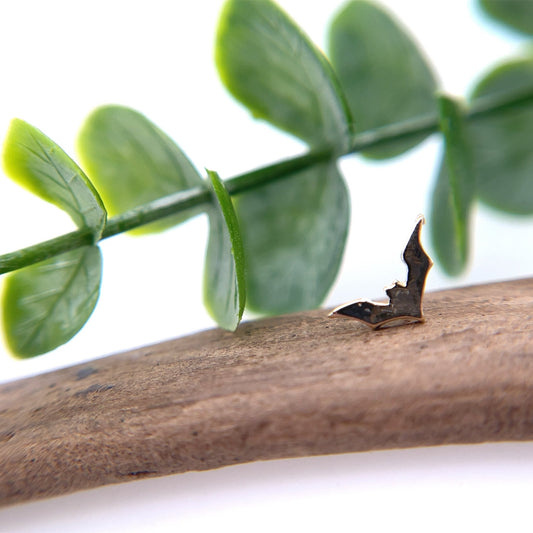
[1,278,533,506]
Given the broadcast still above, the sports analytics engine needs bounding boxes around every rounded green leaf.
[204,170,246,331]
[3,246,102,358]
[328,0,438,159]
[430,96,475,276]
[469,58,533,214]
[479,0,533,37]
[3,119,106,239]
[235,162,350,314]
[216,0,353,151]
[77,105,204,234]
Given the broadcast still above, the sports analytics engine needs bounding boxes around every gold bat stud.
[329,216,433,329]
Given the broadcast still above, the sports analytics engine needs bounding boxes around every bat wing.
[329,299,394,328]
[403,216,433,295]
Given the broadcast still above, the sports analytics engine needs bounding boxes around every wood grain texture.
[1,278,533,506]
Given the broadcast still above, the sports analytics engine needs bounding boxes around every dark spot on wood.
[76,367,98,380]
[125,470,156,477]
[192,431,198,437]
[48,383,56,388]
[0,431,15,442]
[74,384,114,398]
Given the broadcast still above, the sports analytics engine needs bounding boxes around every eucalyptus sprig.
[1,0,533,358]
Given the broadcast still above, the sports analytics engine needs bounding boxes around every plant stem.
[1,85,533,275]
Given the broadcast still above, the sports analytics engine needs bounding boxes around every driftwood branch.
[1,278,533,506]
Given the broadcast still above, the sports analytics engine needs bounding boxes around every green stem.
[1,85,532,275]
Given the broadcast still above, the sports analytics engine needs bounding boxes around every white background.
[1,1,533,531]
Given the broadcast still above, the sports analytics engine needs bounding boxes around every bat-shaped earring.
[329,216,433,329]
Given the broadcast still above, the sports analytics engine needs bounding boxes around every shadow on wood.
[1,278,533,506]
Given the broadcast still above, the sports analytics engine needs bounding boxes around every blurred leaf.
[3,119,106,239]
[77,105,204,234]
[204,170,246,331]
[479,0,533,36]
[431,164,460,275]
[236,162,349,314]
[469,58,533,214]
[430,96,475,276]
[328,0,438,159]
[2,246,102,358]
[216,0,353,150]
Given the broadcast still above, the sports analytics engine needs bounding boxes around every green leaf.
[469,58,533,214]
[431,164,460,276]
[328,0,438,159]
[216,0,353,151]
[236,161,349,314]
[479,0,533,37]
[77,105,204,234]
[2,246,102,358]
[3,119,106,239]
[430,96,475,276]
[204,170,246,331]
